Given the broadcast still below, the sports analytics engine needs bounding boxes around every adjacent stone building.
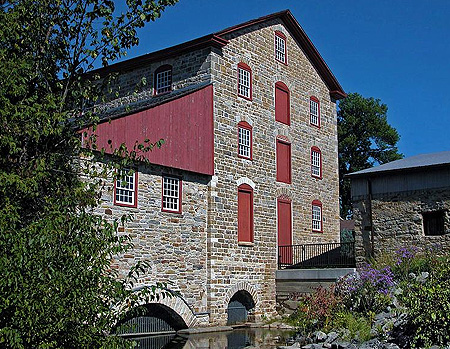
[349,151,450,265]
[85,10,345,328]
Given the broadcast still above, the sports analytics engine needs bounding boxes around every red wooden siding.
[276,140,291,183]
[275,82,290,125]
[83,85,214,176]
[238,184,253,243]
[277,198,292,264]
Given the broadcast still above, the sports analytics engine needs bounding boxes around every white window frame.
[312,203,322,232]
[238,66,251,99]
[114,169,136,206]
[238,125,251,159]
[310,98,320,127]
[275,33,286,63]
[162,176,181,213]
[311,148,321,178]
[155,68,172,94]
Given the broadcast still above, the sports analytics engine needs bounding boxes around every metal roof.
[347,151,450,177]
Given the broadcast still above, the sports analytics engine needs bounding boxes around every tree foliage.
[338,92,403,218]
[0,0,177,347]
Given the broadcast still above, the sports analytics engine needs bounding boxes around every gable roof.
[93,10,346,100]
[347,151,450,178]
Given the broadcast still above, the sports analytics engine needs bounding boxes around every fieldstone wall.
[95,162,210,325]
[99,47,212,113]
[353,188,450,265]
[208,18,340,324]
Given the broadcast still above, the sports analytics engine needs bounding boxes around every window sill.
[238,241,255,247]
[238,94,252,102]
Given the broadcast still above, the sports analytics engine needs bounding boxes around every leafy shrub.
[398,254,450,347]
[333,310,372,342]
[335,264,394,315]
[289,286,342,334]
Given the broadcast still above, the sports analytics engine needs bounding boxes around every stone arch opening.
[116,303,188,336]
[226,290,256,325]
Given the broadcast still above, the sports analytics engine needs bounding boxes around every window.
[114,169,137,207]
[275,82,290,125]
[162,176,181,213]
[154,65,172,95]
[310,96,320,127]
[237,62,252,100]
[275,31,287,64]
[276,139,291,184]
[311,146,322,179]
[237,121,252,159]
[312,200,323,232]
[423,211,446,236]
[238,184,254,243]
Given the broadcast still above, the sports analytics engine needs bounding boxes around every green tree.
[0,0,176,347]
[338,92,403,218]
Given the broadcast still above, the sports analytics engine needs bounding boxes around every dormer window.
[275,31,287,64]
[154,65,172,95]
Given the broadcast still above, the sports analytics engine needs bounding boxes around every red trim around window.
[238,183,254,243]
[309,96,321,128]
[311,146,322,179]
[274,31,287,65]
[161,175,182,214]
[237,62,252,101]
[275,81,290,125]
[276,138,292,184]
[312,199,323,233]
[113,170,138,208]
[237,121,253,160]
[154,64,173,95]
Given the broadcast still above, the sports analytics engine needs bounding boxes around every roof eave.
[90,34,228,77]
[87,10,346,99]
[279,11,346,100]
[346,162,450,179]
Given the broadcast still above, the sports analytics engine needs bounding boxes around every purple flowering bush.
[287,245,450,346]
[335,264,395,315]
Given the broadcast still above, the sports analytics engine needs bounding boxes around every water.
[129,327,295,349]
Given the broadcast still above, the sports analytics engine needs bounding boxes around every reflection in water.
[131,328,294,349]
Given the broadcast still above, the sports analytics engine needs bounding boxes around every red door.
[277,198,292,265]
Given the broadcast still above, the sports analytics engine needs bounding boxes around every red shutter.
[275,82,290,125]
[277,198,292,264]
[238,185,253,242]
[276,140,291,183]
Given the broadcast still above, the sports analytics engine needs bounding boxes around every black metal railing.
[278,242,355,269]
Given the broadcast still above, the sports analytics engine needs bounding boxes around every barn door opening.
[226,290,255,325]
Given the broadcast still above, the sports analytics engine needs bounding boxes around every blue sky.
[123,0,450,158]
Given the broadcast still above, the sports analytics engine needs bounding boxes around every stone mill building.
[84,10,346,330]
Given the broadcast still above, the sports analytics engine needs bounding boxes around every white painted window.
[238,66,251,99]
[312,203,322,232]
[275,33,286,63]
[311,148,321,177]
[156,68,172,94]
[162,176,181,212]
[238,126,251,159]
[115,169,136,206]
[310,98,320,127]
